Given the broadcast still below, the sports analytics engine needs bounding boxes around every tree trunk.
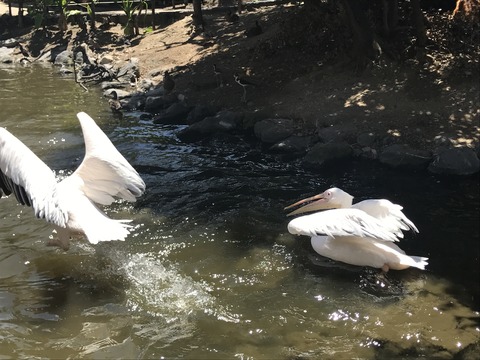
[340,0,377,67]
[89,1,96,31]
[151,0,156,30]
[192,0,203,28]
[18,0,24,27]
[410,0,427,63]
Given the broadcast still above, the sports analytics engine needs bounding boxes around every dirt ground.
[2,2,479,151]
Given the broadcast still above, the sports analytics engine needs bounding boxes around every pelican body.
[0,112,145,250]
[285,187,428,271]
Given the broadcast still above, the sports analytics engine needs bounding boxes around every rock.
[254,118,295,144]
[455,341,480,360]
[153,102,192,125]
[137,79,155,92]
[357,132,377,147]
[54,50,73,66]
[0,47,14,63]
[186,104,219,125]
[317,124,357,143]
[144,94,177,113]
[148,68,164,78]
[123,93,147,111]
[303,141,353,168]
[103,88,131,99]
[144,86,165,97]
[242,109,274,131]
[36,49,52,63]
[0,38,19,48]
[379,144,432,170]
[269,135,315,154]
[177,110,243,142]
[99,55,114,65]
[101,81,131,90]
[428,147,480,175]
[117,58,140,80]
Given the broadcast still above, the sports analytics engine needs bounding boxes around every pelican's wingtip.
[76,112,94,123]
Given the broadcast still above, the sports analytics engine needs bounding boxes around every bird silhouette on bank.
[213,64,224,87]
[226,10,239,22]
[163,70,175,94]
[245,20,262,37]
[234,73,256,103]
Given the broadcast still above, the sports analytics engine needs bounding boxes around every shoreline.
[1,4,479,175]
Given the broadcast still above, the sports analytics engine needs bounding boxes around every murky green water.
[0,64,479,359]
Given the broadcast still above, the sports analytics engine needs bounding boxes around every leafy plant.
[117,0,148,36]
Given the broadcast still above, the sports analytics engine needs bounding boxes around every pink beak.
[284,192,331,216]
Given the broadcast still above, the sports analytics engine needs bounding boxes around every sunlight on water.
[0,65,479,359]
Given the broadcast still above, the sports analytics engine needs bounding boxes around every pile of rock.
[2,38,478,176]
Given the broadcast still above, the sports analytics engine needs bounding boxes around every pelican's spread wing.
[352,199,418,237]
[287,208,400,242]
[0,128,67,227]
[73,112,145,205]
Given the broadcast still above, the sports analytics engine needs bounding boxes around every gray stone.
[186,104,219,124]
[0,38,19,48]
[137,79,155,92]
[177,111,243,142]
[317,124,357,143]
[144,94,177,113]
[303,141,353,168]
[103,88,131,99]
[101,81,131,90]
[153,102,192,125]
[117,58,140,80]
[357,132,377,147]
[254,118,295,144]
[54,50,73,65]
[99,55,114,65]
[123,94,147,111]
[0,47,14,63]
[269,135,315,154]
[428,147,480,175]
[144,86,165,97]
[455,341,480,360]
[379,144,432,169]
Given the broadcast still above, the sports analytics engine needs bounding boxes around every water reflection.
[0,65,479,359]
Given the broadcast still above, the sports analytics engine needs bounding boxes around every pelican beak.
[284,192,330,216]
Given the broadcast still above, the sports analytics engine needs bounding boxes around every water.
[0,64,479,359]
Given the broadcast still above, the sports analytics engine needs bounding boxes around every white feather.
[286,187,427,271]
[0,112,145,249]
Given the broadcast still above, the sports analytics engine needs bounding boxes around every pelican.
[285,187,428,272]
[0,112,145,250]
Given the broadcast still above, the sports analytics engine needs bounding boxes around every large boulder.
[269,135,315,154]
[186,104,219,124]
[54,50,73,66]
[428,147,480,175]
[177,110,243,142]
[303,141,353,168]
[153,102,192,125]
[379,144,432,170]
[144,94,177,113]
[317,124,357,143]
[0,47,14,63]
[254,118,295,144]
[117,58,140,80]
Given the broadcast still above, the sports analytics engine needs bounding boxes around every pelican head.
[284,187,354,216]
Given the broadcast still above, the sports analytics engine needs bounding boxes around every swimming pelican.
[285,187,428,272]
[0,112,145,250]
